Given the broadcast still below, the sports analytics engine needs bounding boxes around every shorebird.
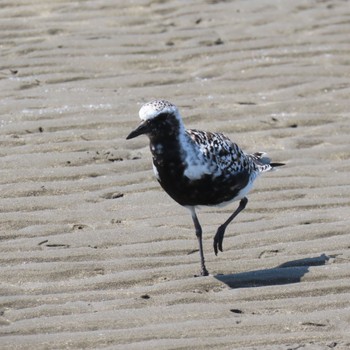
[126,100,284,276]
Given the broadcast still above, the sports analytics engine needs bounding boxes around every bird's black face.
[126,112,180,140]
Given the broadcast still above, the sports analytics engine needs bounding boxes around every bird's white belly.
[152,162,160,180]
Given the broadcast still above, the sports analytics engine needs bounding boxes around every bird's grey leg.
[213,197,248,255]
[189,207,209,276]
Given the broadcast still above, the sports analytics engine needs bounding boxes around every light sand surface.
[1,1,350,349]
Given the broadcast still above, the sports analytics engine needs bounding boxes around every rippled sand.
[1,1,350,349]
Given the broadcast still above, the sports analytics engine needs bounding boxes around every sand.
[1,0,350,349]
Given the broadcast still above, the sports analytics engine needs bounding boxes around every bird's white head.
[126,99,183,140]
[139,100,181,121]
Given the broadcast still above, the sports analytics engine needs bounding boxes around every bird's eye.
[156,113,169,122]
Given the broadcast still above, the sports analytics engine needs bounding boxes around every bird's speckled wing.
[186,129,252,176]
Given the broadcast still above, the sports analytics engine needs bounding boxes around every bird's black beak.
[126,120,150,140]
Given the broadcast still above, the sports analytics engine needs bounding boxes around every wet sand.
[1,0,350,349]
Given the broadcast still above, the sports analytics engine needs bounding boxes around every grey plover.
[126,100,284,276]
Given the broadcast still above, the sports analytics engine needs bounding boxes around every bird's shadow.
[214,253,331,289]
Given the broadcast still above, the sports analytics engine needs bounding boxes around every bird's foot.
[213,225,225,256]
[201,267,209,276]
[194,269,209,277]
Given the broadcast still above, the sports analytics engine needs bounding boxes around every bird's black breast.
[151,141,250,207]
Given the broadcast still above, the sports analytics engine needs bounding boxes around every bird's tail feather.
[252,152,285,172]
[270,162,285,168]
[253,152,271,165]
